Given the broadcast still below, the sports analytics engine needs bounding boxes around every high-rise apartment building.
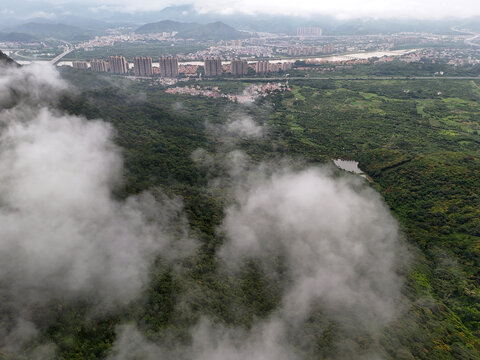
[204,57,223,77]
[287,46,320,56]
[296,27,323,36]
[321,44,334,54]
[72,61,88,69]
[159,57,179,78]
[90,59,109,72]
[230,59,248,76]
[256,60,270,74]
[133,56,153,77]
[108,55,129,74]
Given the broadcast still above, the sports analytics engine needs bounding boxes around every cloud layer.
[109,156,407,359]
[18,0,480,19]
[0,62,195,354]
[221,166,403,326]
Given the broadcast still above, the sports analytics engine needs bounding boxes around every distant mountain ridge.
[135,20,199,34]
[5,22,95,41]
[0,32,37,42]
[174,21,250,40]
[123,5,472,35]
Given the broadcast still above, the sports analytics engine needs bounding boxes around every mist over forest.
[1,0,480,358]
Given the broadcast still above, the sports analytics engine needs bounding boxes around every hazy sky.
[6,0,480,19]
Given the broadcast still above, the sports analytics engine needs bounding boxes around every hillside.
[19,66,473,360]
[6,22,95,41]
[0,50,19,66]
[135,20,199,34]
[2,46,480,360]
[174,21,250,40]
[0,32,37,42]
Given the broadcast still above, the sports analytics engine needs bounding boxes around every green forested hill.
[174,21,249,40]
[267,79,480,358]
[3,67,479,359]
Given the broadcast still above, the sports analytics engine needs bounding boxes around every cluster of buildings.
[397,48,480,66]
[73,53,295,77]
[186,44,274,61]
[79,55,181,77]
[256,60,292,73]
[296,27,323,37]
[76,32,177,52]
[235,82,291,103]
[203,58,291,76]
[165,85,224,98]
[165,82,291,103]
[285,44,335,56]
[183,38,339,62]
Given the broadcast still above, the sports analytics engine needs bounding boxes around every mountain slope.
[0,32,38,42]
[135,20,199,34]
[0,50,20,66]
[174,21,250,40]
[6,22,94,41]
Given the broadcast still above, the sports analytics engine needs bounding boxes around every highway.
[465,34,480,48]
[49,47,74,65]
[451,27,480,48]
[205,76,480,82]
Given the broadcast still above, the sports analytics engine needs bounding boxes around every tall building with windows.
[321,43,334,54]
[90,59,109,72]
[108,55,128,74]
[204,57,222,77]
[159,57,179,78]
[133,56,153,77]
[296,27,323,36]
[72,61,88,69]
[230,59,248,76]
[256,60,270,74]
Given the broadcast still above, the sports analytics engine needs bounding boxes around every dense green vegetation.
[174,21,249,41]
[286,60,480,78]
[267,79,480,357]
[2,66,480,359]
[64,41,208,61]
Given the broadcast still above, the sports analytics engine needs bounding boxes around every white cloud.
[220,165,405,327]
[54,0,480,19]
[1,9,15,15]
[28,10,57,19]
[0,62,196,356]
[107,160,409,359]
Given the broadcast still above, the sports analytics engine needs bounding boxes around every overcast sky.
[6,0,480,19]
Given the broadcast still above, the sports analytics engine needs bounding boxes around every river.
[15,49,417,67]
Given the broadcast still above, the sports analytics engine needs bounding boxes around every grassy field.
[265,78,480,357]
[63,41,208,61]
